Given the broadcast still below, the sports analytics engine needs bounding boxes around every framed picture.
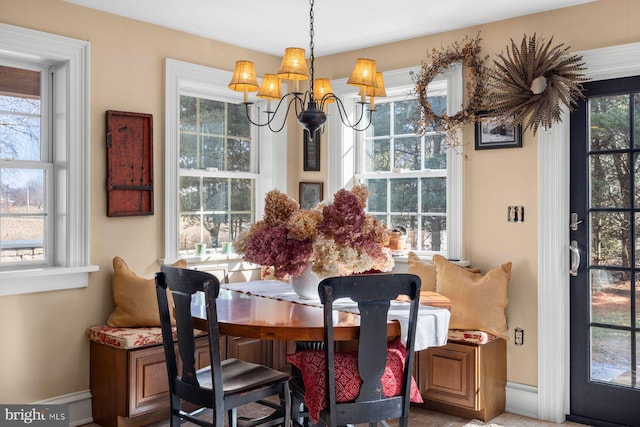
[299,181,323,209]
[303,130,320,171]
[475,112,522,150]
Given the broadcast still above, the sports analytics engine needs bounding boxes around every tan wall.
[1,0,639,404]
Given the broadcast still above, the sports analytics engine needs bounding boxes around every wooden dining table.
[191,286,451,342]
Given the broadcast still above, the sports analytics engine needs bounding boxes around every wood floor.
[83,406,591,427]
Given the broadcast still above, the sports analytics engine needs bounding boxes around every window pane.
[390,179,417,213]
[371,102,390,136]
[365,179,387,213]
[180,133,197,169]
[227,138,251,172]
[180,95,197,132]
[179,214,205,251]
[590,153,629,209]
[421,216,447,252]
[227,103,250,138]
[591,327,631,386]
[230,179,253,211]
[590,211,631,267]
[230,213,252,243]
[180,176,201,211]
[394,137,421,170]
[421,177,446,213]
[425,133,447,169]
[199,98,224,134]
[590,95,630,151]
[0,168,46,265]
[201,136,224,170]
[203,178,227,211]
[393,99,419,135]
[590,269,630,327]
[0,99,41,161]
[365,138,390,172]
[635,93,640,148]
[204,213,226,248]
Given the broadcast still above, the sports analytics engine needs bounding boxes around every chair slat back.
[155,266,222,403]
[318,273,421,426]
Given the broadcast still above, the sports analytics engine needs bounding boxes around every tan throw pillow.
[407,252,437,292]
[433,254,511,339]
[106,256,186,327]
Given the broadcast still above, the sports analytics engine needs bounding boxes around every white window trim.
[164,58,287,261]
[327,65,463,260]
[0,23,96,296]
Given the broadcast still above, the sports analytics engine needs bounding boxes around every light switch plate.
[508,205,524,222]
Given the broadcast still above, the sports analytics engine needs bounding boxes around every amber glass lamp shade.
[313,78,335,104]
[257,74,282,100]
[229,60,259,102]
[347,58,378,88]
[276,48,310,81]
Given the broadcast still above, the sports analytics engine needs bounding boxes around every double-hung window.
[165,59,286,260]
[0,24,94,295]
[178,95,256,252]
[327,65,463,259]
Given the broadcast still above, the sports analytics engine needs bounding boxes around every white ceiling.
[65,0,596,57]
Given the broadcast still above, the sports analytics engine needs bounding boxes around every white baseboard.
[35,390,93,426]
[32,383,537,426]
[505,381,539,419]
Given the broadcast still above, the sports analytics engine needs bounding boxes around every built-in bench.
[416,329,506,421]
[88,325,209,427]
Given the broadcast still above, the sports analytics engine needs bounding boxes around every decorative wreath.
[413,34,489,136]
[489,33,587,134]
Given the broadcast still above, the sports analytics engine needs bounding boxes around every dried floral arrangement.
[413,34,490,136]
[489,33,587,134]
[233,185,394,279]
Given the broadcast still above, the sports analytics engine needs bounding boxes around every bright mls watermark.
[0,405,68,427]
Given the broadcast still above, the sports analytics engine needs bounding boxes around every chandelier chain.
[309,0,315,99]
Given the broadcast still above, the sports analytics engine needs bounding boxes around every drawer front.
[128,345,170,416]
[423,342,478,409]
[128,336,211,416]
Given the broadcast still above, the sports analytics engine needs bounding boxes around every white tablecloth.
[221,280,450,351]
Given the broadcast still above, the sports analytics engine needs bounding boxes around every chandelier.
[228,0,386,136]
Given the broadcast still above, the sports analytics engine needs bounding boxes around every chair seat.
[195,358,290,395]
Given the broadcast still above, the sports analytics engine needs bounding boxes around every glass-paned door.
[569,76,640,426]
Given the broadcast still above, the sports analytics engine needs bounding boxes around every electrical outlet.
[514,328,524,345]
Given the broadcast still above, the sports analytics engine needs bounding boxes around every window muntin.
[357,90,449,254]
[0,63,52,267]
[178,94,256,254]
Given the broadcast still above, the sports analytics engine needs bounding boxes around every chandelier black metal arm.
[318,93,375,132]
[242,90,375,135]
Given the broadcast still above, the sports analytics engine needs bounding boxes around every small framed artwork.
[303,130,320,171]
[299,181,323,209]
[475,112,522,150]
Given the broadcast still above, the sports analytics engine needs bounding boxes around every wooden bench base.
[415,338,506,421]
[90,337,209,427]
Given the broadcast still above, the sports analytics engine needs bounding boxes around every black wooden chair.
[155,265,291,427]
[290,273,421,427]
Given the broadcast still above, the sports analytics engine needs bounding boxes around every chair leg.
[282,381,292,427]
[228,407,237,427]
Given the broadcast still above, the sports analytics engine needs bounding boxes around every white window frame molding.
[537,41,640,422]
[327,65,463,260]
[0,23,96,296]
[164,58,287,261]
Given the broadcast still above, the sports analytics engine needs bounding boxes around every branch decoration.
[413,34,489,137]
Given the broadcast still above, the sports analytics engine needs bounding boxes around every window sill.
[0,265,99,296]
